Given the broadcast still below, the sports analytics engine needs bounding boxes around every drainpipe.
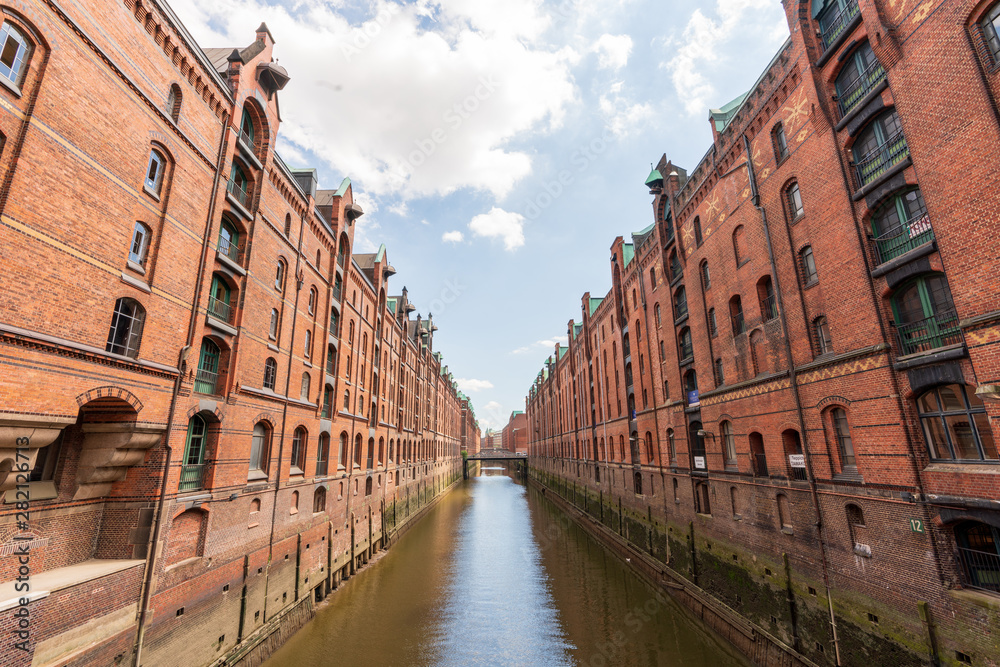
[134,110,231,667]
[742,134,841,665]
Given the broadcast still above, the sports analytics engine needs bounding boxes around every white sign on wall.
[694,456,706,469]
[788,454,805,468]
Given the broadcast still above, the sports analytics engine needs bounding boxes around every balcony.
[674,302,688,321]
[678,343,693,365]
[332,283,343,302]
[731,313,746,335]
[217,235,242,265]
[838,60,886,118]
[760,295,778,322]
[207,296,234,324]
[179,464,206,492]
[337,251,346,269]
[871,212,934,265]
[227,179,251,210]
[896,309,963,357]
[752,453,769,477]
[819,0,860,53]
[194,367,219,395]
[957,545,1000,593]
[855,131,909,188]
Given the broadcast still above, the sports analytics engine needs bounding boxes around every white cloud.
[468,207,525,251]
[662,0,786,116]
[598,86,654,137]
[592,34,632,70]
[456,378,493,392]
[511,335,568,355]
[170,0,577,203]
[442,230,464,243]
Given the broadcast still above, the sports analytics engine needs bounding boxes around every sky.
[170,0,791,431]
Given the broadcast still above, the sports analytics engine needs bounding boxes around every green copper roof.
[645,167,663,187]
[386,297,397,312]
[634,222,655,237]
[710,91,749,132]
[588,297,603,316]
[333,176,351,197]
[623,243,635,267]
[375,243,386,263]
[558,345,568,360]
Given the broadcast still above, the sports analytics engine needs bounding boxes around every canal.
[265,468,748,666]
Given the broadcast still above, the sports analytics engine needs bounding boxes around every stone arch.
[75,386,143,412]
[165,508,207,565]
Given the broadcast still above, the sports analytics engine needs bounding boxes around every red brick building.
[527,1,1000,664]
[0,2,470,665]
[502,412,527,455]
[458,394,480,456]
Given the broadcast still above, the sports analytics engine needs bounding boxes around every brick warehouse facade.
[526,1,1000,665]
[0,1,471,666]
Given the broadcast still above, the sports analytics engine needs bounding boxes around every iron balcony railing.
[194,367,219,395]
[623,341,631,359]
[752,453,769,477]
[838,60,886,118]
[207,296,234,323]
[337,251,346,268]
[227,178,251,209]
[679,342,693,364]
[238,128,257,155]
[316,459,328,477]
[674,301,688,320]
[760,295,779,322]
[732,312,746,335]
[664,222,675,245]
[872,212,934,265]
[896,309,963,356]
[789,466,808,481]
[217,235,242,264]
[326,354,336,375]
[855,131,909,188]
[179,464,206,491]
[332,283,343,302]
[819,0,860,52]
[957,546,1000,593]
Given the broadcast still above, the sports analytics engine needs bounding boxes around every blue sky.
[171,0,790,430]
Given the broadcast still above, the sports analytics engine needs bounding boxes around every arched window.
[194,338,220,394]
[830,407,855,468]
[316,433,330,476]
[955,521,1000,592]
[300,372,311,400]
[892,274,959,355]
[327,344,337,375]
[783,429,806,480]
[180,415,207,491]
[208,274,232,323]
[228,161,250,207]
[274,259,286,291]
[700,261,711,290]
[250,422,271,476]
[129,221,151,266]
[777,494,792,530]
[290,490,299,514]
[813,316,833,356]
[721,421,736,466]
[365,477,373,496]
[218,218,240,263]
[240,107,256,149]
[708,308,718,337]
[0,22,32,86]
[619,435,625,462]
[304,329,312,358]
[772,122,788,161]
[330,308,340,336]
[348,320,354,344]
[649,267,657,288]
[269,308,280,340]
[378,437,385,465]
[284,213,292,236]
[353,434,362,467]
[667,428,676,463]
[785,182,804,220]
[389,439,395,462]
[871,188,930,264]
[313,487,327,513]
[263,358,277,390]
[654,303,661,327]
[145,149,166,195]
[669,249,682,280]
[853,109,907,187]
[291,427,307,471]
[645,431,654,464]
[339,432,349,469]
[167,84,182,122]
[730,487,739,518]
[308,287,317,314]
[757,276,776,321]
[678,327,693,362]
[732,226,745,265]
[714,357,725,385]
[917,385,997,461]
[673,286,688,320]
[693,216,702,247]
[729,295,745,334]
[749,432,767,476]
[799,246,818,285]
[836,42,883,116]
[106,297,146,358]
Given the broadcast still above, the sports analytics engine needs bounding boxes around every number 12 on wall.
[910,518,925,533]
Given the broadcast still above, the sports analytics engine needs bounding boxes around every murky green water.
[265,468,747,666]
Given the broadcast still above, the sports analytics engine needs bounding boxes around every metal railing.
[838,60,886,118]
[732,312,746,335]
[957,546,1000,592]
[760,295,778,322]
[664,222,675,245]
[674,300,688,320]
[752,453,769,477]
[678,341,693,363]
[855,131,909,188]
[789,466,808,481]
[896,309,963,356]
[238,128,257,155]
[872,212,933,265]
[207,296,233,323]
[227,178,251,208]
[819,0,860,52]
[179,464,206,491]
[337,251,346,268]
[194,367,219,395]
[332,283,343,301]
[217,235,242,264]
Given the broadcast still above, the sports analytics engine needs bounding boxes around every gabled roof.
[710,92,749,132]
[588,297,603,315]
[623,243,635,267]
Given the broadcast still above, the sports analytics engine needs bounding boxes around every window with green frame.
[218,219,240,262]
[228,161,250,207]
[815,0,860,50]
[891,274,960,355]
[179,415,207,491]
[835,42,884,117]
[195,339,221,394]
[208,275,232,323]
[870,188,931,264]
[853,109,908,186]
[918,385,998,461]
[240,107,255,148]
